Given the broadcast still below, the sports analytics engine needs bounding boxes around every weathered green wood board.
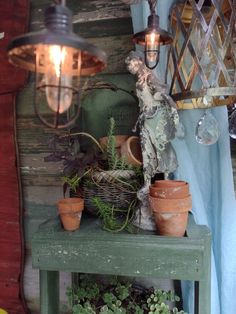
[30,0,132,26]
[32,215,211,281]
[31,215,211,314]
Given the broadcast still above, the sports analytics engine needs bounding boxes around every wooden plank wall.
[16,1,134,312]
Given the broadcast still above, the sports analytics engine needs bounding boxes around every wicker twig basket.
[83,170,139,216]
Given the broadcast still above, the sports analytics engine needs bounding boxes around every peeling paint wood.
[20,153,63,186]
[89,35,134,73]
[17,117,63,154]
[30,0,132,29]
[31,215,211,313]
[32,215,211,282]
[73,18,133,38]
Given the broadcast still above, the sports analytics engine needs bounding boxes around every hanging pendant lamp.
[167,0,236,109]
[133,0,173,70]
[7,0,107,129]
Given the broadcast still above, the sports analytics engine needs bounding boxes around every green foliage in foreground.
[66,275,187,314]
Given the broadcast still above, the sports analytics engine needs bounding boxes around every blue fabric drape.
[130,1,236,313]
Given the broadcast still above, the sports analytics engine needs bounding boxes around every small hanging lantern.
[167,0,236,109]
[7,0,106,129]
[133,0,173,69]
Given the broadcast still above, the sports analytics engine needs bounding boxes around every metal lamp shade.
[167,0,236,109]
[7,4,107,128]
[133,13,173,69]
[7,32,106,77]
[133,26,173,47]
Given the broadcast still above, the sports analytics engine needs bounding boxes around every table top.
[32,213,211,280]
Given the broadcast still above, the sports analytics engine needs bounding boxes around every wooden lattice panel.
[168,0,236,109]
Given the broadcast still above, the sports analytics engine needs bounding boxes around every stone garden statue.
[125,51,179,230]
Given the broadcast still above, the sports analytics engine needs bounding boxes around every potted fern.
[83,117,143,231]
[44,117,143,232]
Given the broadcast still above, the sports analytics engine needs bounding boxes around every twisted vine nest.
[83,170,139,216]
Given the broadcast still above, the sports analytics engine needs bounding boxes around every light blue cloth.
[130,1,236,313]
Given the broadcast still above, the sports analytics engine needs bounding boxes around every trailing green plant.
[65,275,187,314]
[62,170,91,195]
[92,197,136,232]
[105,117,133,171]
[146,289,186,314]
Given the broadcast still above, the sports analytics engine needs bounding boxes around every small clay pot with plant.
[58,198,84,231]
[45,117,142,232]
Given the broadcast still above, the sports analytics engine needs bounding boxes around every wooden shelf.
[32,213,211,314]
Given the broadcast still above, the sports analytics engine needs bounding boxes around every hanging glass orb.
[196,109,220,145]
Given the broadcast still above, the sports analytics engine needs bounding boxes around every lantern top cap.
[133,13,173,46]
[7,3,107,76]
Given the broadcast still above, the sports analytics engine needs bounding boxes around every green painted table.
[32,214,211,314]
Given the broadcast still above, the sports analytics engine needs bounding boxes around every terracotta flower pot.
[99,135,129,149]
[149,181,189,199]
[120,136,142,166]
[153,212,189,237]
[149,195,192,213]
[57,198,84,231]
[149,195,192,237]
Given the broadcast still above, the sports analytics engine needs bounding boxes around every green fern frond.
[106,117,133,171]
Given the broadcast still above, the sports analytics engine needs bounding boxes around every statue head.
[125,51,145,75]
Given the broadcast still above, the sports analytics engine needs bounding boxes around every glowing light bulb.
[145,32,160,66]
[45,45,73,113]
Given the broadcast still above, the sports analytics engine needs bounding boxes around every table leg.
[199,233,211,314]
[40,270,59,314]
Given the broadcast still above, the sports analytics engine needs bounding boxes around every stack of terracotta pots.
[149,180,192,237]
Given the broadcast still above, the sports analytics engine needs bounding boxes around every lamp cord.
[148,0,157,14]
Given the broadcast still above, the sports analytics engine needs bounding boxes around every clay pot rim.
[121,136,142,166]
[58,198,84,214]
[149,183,189,199]
[154,180,187,187]
[58,197,84,205]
